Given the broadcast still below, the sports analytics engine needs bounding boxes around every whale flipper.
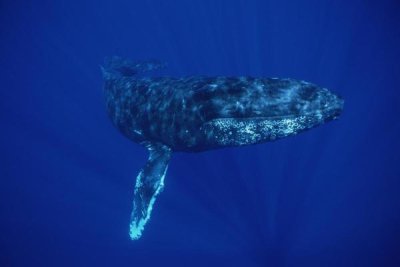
[129,142,172,240]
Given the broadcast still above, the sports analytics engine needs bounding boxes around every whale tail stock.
[129,142,172,240]
[101,56,166,80]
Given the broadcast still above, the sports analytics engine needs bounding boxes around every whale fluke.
[101,56,166,79]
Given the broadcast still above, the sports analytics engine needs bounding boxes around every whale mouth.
[204,100,344,124]
[200,92,344,125]
[199,97,344,149]
[201,100,344,130]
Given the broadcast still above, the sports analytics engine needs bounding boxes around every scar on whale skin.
[102,57,344,240]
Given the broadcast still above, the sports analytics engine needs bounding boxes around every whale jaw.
[199,111,340,149]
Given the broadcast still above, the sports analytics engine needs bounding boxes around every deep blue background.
[1,0,400,266]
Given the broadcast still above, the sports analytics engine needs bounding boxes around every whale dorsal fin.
[129,142,172,240]
[101,56,166,79]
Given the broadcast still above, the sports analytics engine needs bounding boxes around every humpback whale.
[102,57,344,240]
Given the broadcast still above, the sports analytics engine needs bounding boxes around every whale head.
[198,78,344,149]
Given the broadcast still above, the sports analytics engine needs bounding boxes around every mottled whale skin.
[102,57,343,240]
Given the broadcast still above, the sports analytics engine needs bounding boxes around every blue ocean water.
[1,0,399,266]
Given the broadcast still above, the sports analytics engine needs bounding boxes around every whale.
[102,57,344,240]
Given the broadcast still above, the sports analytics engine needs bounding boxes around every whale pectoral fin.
[129,142,172,240]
